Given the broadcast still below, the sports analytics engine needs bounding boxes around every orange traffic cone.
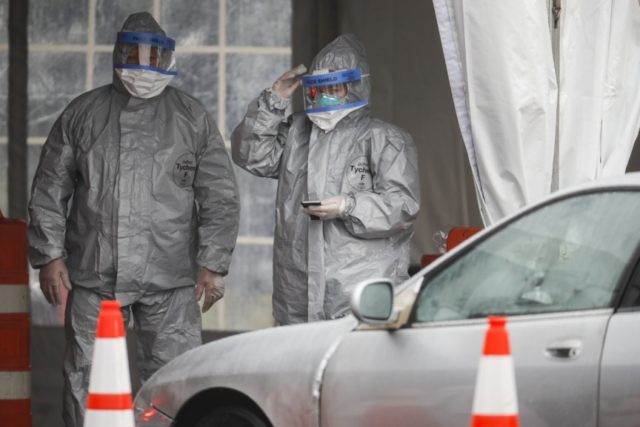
[84,300,134,427]
[471,316,519,427]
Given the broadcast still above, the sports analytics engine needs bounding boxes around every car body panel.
[135,316,357,426]
[321,311,609,426]
[599,311,640,426]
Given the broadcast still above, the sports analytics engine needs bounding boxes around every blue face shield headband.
[113,31,177,75]
[301,68,368,113]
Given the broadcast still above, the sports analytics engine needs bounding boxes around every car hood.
[136,315,358,425]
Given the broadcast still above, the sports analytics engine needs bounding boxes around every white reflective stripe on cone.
[0,285,29,313]
[0,371,30,399]
[84,410,134,426]
[471,356,518,414]
[88,338,132,394]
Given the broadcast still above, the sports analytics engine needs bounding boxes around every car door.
[320,313,609,427]
[320,189,640,427]
[599,260,640,427]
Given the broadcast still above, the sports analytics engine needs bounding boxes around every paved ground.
[31,325,240,427]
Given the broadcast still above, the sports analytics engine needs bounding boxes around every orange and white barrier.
[84,300,134,427]
[0,210,31,427]
[471,316,519,427]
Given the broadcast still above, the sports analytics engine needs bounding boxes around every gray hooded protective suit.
[232,34,420,325]
[27,12,239,427]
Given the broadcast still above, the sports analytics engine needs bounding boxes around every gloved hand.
[304,195,347,220]
[272,64,308,99]
[195,268,225,313]
[39,258,71,306]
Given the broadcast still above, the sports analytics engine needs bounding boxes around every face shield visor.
[301,68,367,114]
[113,31,177,76]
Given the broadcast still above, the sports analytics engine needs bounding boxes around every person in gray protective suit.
[231,34,420,325]
[27,12,240,427]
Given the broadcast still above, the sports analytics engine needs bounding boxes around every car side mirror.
[350,279,396,324]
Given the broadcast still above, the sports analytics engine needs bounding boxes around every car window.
[414,191,640,322]
[620,259,640,309]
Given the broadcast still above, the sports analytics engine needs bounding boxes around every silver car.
[134,174,640,427]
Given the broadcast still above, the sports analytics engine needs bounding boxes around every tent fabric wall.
[559,0,640,185]
[434,0,640,224]
[433,0,558,224]
[601,3,640,177]
[432,0,487,223]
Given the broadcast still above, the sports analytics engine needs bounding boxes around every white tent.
[434,0,640,224]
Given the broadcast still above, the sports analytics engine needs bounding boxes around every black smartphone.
[300,200,322,207]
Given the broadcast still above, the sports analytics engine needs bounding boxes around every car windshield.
[414,191,640,322]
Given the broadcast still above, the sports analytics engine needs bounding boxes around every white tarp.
[559,0,640,186]
[434,0,640,224]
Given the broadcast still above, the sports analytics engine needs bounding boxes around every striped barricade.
[0,210,31,427]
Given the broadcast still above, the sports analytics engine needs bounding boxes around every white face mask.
[306,105,365,131]
[115,68,174,99]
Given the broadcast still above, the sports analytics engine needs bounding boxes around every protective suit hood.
[112,12,169,95]
[309,34,371,108]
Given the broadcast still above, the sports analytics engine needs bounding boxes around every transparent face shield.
[301,68,367,113]
[113,31,177,76]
